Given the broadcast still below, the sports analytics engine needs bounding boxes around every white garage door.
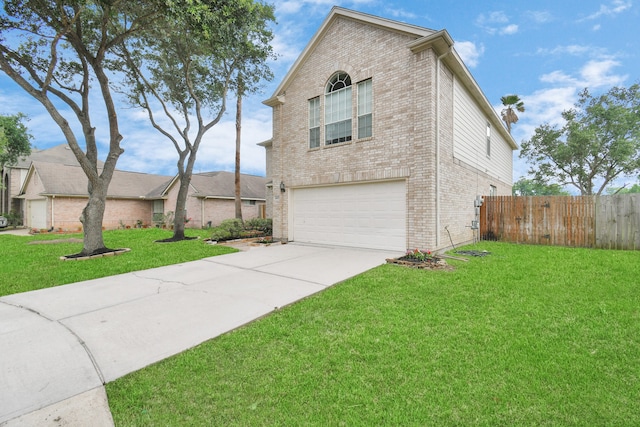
[29,199,47,229]
[291,180,406,251]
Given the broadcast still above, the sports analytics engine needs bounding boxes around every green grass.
[0,228,236,296]
[106,242,640,426]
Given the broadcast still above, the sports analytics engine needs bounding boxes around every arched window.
[325,72,352,145]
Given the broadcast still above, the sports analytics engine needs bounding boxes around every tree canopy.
[500,94,524,134]
[519,84,640,195]
[512,178,570,196]
[0,113,31,168]
[115,0,275,240]
[606,182,640,194]
[0,0,165,255]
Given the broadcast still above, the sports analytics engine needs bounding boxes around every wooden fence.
[480,194,640,250]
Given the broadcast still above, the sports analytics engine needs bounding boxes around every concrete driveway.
[0,243,401,426]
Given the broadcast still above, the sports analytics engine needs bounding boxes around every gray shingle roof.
[25,162,266,201]
[28,161,172,198]
[15,144,105,169]
[189,171,266,200]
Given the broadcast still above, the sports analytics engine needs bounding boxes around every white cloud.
[275,0,376,15]
[477,11,509,25]
[526,10,554,24]
[540,70,578,86]
[476,11,519,35]
[537,45,586,56]
[454,41,485,68]
[385,8,419,20]
[579,59,627,88]
[581,0,632,20]
[500,24,519,35]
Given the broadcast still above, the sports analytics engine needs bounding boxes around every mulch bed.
[60,248,131,261]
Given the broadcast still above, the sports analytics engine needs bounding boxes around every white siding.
[452,78,513,185]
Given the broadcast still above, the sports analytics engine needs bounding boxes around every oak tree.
[0,0,162,255]
[520,84,640,195]
[117,0,275,240]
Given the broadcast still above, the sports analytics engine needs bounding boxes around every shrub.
[244,218,272,235]
[210,218,244,241]
[4,210,23,227]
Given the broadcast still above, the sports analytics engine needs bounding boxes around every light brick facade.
[262,8,516,251]
[13,153,266,231]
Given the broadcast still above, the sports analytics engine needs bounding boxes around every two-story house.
[260,7,516,251]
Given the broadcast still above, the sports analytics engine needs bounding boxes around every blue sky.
[1,0,638,187]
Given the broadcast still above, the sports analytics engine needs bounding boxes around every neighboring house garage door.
[29,199,47,229]
[291,180,406,251]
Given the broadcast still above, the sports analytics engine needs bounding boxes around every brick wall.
[267,16,513,250]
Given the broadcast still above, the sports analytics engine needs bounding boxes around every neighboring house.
[19,161,171,230]
[152,171,267,229]
[261,7,517,251]
[1,143,99,217]
[5,144,266,230]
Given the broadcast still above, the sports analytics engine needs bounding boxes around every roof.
[263,6,517,149]
[14,144,105,169]
[21,161,172,199]
[163,171,266,200]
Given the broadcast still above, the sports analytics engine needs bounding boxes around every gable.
[265,7,436,106]
[264,7,516,151]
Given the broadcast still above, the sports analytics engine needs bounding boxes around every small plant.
[136,219,143,228]
[163,211,175,228]
[405,248,433,261]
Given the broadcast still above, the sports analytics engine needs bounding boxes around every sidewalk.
[0,243,401,426]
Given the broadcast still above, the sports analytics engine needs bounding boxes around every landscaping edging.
[386,257,454,270]
[60,248,131,261]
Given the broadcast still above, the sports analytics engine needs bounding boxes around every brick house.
[7,144,266,230]
[155,171,267,229]
[260,7,517,251]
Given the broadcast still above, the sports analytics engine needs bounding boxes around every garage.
[28,199,47,229]
[291,180,406,251]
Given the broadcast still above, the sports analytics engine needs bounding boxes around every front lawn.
[0,228,235,297]
[106,242,640,425]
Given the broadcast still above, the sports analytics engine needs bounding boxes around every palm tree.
[500,94,525,134]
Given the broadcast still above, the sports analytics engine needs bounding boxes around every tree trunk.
[170,150,196,241]
[171,173,189,240]
[235,90,243,220]
[79,183,109,256]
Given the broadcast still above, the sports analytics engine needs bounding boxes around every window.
[153,200,164,222]
[486,122,491,157]
[325,72,352,145]
[357,79,372,139]
[309,97,320,148]
[243,200,257,206]
[489,185,497,196]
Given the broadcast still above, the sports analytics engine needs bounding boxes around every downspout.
[51,195,55,229]
[201,197,205,228]
[435,48,451,247]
